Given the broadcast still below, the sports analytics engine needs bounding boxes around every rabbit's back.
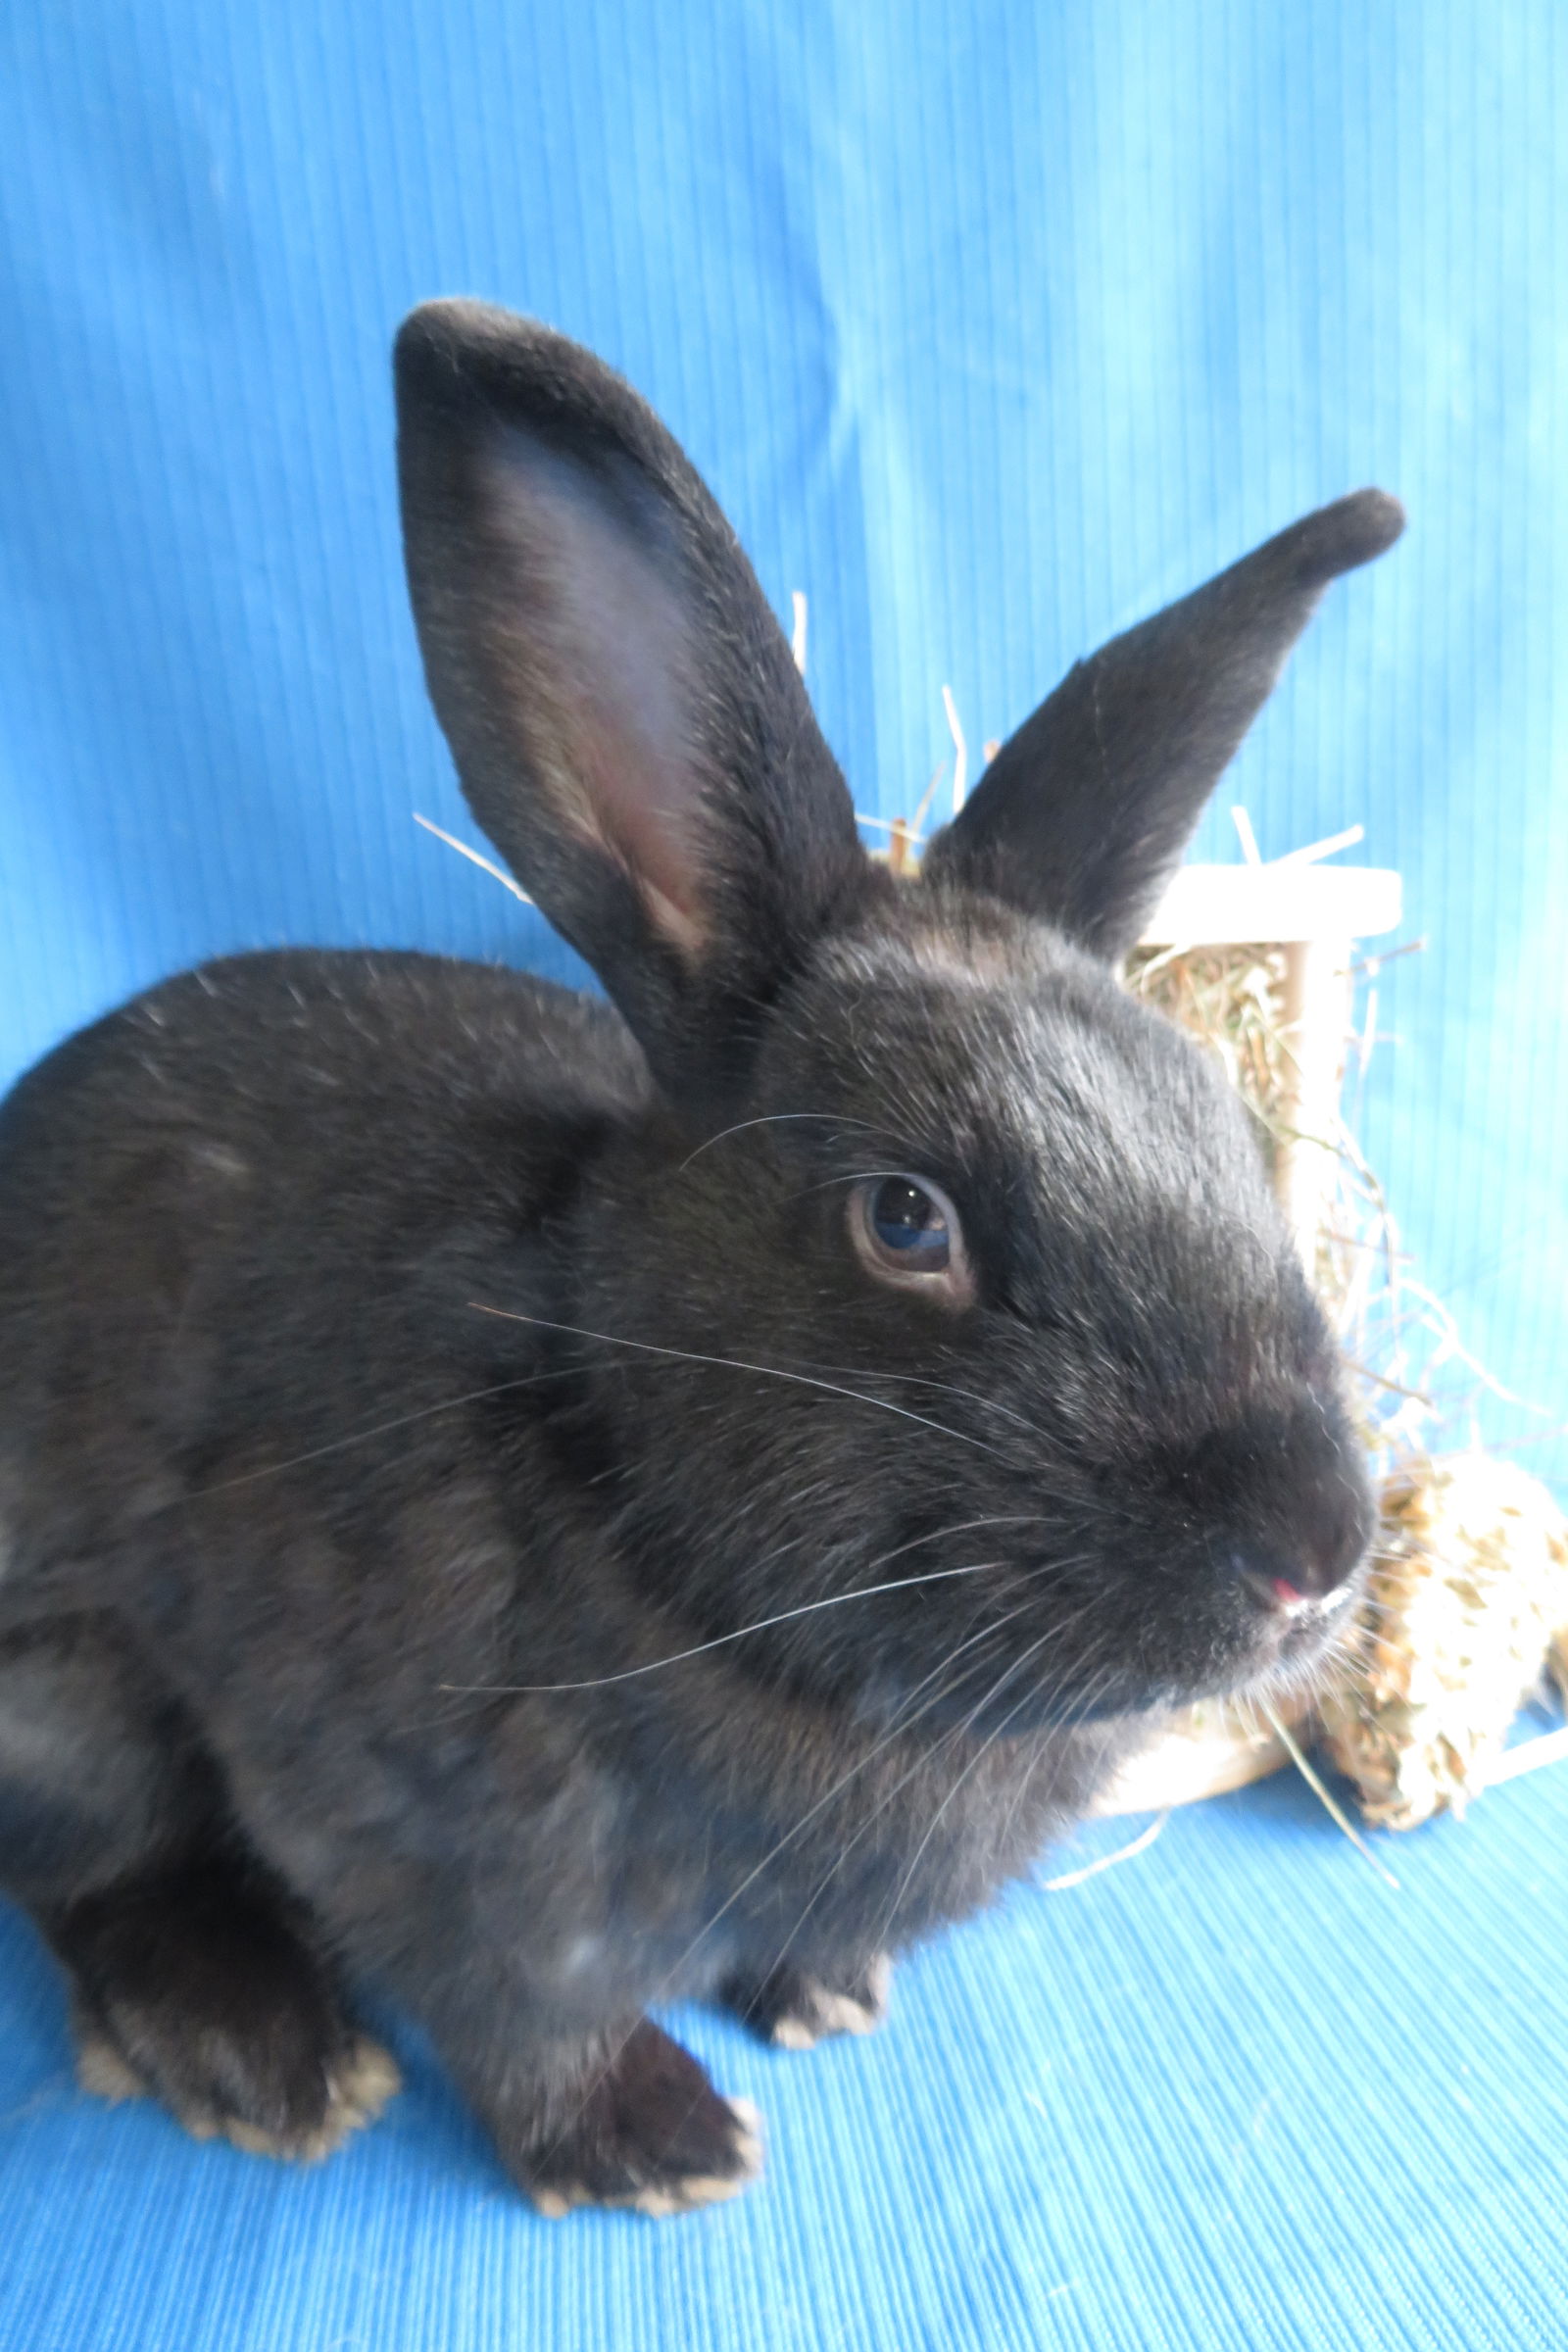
[0,950,647,1206]
[0,948,648,1609]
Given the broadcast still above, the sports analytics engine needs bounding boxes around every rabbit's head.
[396,302,1400,1738]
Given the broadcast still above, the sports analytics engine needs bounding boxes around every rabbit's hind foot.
[60,1857,399,2162]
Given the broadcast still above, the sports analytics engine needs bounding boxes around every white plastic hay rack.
[1138,843,1402,1262]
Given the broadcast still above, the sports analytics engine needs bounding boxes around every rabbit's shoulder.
[1,947,650,1221]
[0,950,648,1481]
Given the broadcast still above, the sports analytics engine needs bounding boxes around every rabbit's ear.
[395,302,868,1102]
[922,493,1404,959]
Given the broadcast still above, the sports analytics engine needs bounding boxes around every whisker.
[759,1353,1041,1439]
[676,1112,882,1174]
[761,1583,1105,1959]
[759,1602,1060,1963]
[190,1368,583,1496]
[445,1512,1047,1693]
[466,1305,1009,1457]
[789,1169,914,1200]
[443,1555,1009,1694]
[1261,1698,1400,1889]
[529,1608,1018,2178]
[536,1558,1110,2178]
[867,1634,1060,1950]
[993,1637,1124,1862]
[650,1612,1025,1951]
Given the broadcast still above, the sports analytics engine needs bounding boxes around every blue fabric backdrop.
[2,3,1566,2346]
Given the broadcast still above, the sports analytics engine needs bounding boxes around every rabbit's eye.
[869,1176,950,1262]
[850,1175,975,1307]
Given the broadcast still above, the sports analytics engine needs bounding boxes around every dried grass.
[1126,943,1293,1187]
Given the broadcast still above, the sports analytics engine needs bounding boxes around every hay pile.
[1318,1453,1568,1829]
[1126,943,1294,1190]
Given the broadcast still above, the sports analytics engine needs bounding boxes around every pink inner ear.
[480,447,712,959]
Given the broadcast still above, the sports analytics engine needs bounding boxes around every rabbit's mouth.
[1088,1552,1370,1724]
[838,1546,1367,1736]
[1220,1560,1367,1701]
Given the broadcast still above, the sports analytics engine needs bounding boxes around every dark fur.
[0,302,1400,2212]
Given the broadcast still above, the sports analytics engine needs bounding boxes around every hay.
[1317,1453,1568,1830]
[1127,942,1294,1187]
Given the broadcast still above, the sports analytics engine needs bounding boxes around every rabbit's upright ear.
[923,493,1404,960]
[395,302,868,1102]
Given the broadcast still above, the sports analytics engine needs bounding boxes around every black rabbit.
[0,301,1400,2214]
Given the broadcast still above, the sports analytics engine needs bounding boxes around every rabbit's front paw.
[519,2018,764,2218]
[723,1953,892,2050]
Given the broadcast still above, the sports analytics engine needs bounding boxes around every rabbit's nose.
[1243,1571,1317,1617]
[1239,1559,1357,1617]
[1255,1573,1316,1614]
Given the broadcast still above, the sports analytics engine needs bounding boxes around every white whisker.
[675,1111,881,1173]
[774,1587,1104,1954]
[466,1304,1009,1457]
[191,1368,581,1495]
[867,1634,1059,1950]
[763,1352,1041,1438]
[532,1607,1026,2175]
[444,1555,1009,1694]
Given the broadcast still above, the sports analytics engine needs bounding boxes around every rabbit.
[0,298,1402,2217]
